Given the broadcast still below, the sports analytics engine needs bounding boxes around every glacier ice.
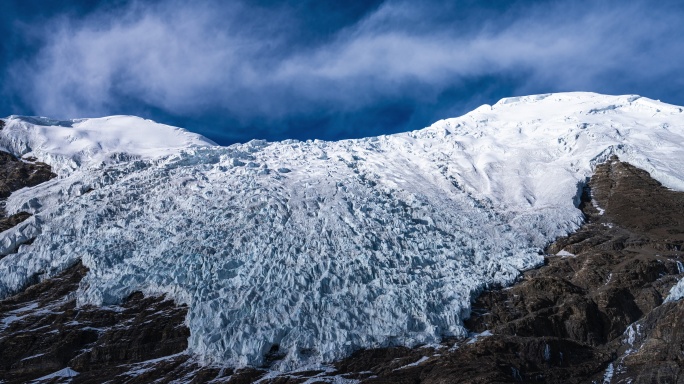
[1,92,684,369]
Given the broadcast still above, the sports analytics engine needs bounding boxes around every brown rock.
[327,158,684,383]
[0,150,57,236]
[0,211,31,233]
[2,158,684,383]
[0,263,193,383]
[0,151,56,199]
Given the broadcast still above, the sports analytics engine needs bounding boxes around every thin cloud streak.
[6,0,684,143]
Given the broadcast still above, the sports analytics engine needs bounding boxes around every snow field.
[1,92,684,369]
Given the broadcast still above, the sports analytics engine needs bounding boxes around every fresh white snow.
[1,92,684,370]
[31,367,79,382]
[603,362,614,383]
[623,322,642,351]
[0,115,216,176]
[666,282,684,302]
[393,356,431,370]
[467,330,494,344]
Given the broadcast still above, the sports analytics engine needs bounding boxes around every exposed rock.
[0,150,56,235]
[0,262,269,383]
[611,300,684,383]
[326,157,684,383]
[1,158,683,383]
[0,151,56,199]
[0,211,31,233]
[0,263,194,383]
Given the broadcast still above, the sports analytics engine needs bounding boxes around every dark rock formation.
[1,157,683,383]
[326,158,684,383]
[0,262,274,383]
[0,150,56,234]
[0,211,31,233]
[0,151,56,200]
[0,263,193,383]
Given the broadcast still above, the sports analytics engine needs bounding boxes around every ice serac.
[1,92,684,370]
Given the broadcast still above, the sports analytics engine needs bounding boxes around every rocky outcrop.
[0,211,31,234]
[0,150,56,235]
[612,299,684,383]
[0,261,279,383]
[328,157,684,383]
[1,158,683,383]
[0,151,56,199]
[0,263,192,383]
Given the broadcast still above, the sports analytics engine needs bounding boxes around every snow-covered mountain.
[0,115,216,176]
[1,92,683,370]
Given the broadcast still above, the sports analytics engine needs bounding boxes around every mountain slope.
[2,157,682,383]
[1,92,684,370]
[0,115,216,176]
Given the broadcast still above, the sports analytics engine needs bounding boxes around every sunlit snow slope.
[0,115,216,175]
[1,93,683,369]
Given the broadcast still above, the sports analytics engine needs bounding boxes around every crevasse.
[1,92,684,369]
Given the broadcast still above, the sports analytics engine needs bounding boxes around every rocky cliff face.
[0,263,191,383]
[0,151,55,234]
[1,156,684,383]
[325,157,684,383]
[0,152,55,200]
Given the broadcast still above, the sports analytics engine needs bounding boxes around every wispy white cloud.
[7,0,684,140]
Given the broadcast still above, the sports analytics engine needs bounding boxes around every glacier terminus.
[1,92,684,370]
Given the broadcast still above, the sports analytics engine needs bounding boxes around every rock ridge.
[0,151,56,237]
[326,157,684,383]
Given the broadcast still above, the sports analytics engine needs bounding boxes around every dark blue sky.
[2,0,684,145]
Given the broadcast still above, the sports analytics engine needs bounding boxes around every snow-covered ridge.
[1,92,684,370]
[0,115,216,176]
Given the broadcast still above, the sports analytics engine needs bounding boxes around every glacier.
[1,92,684,369]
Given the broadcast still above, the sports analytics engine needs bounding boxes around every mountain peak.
[0,115,216,175]
[1,93,683,369]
